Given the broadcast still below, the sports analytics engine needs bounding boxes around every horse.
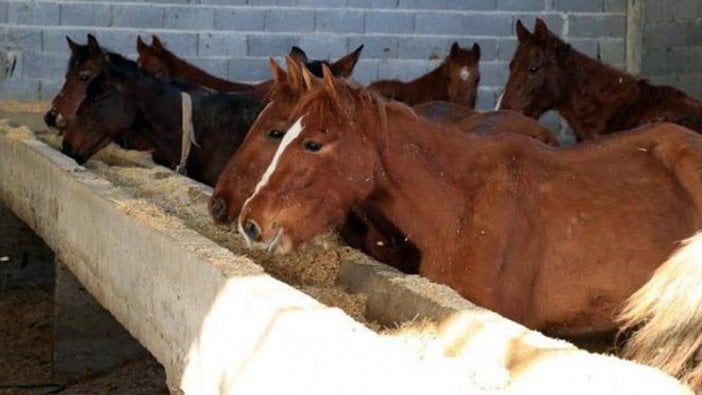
[210,57,557,228]
[44,35,157,152]
[209,57,556,274]
[499,18,702,141]
[238,66,702,356]
[368,42,481,108]
[60,37,261,187]
[137,34,364,101]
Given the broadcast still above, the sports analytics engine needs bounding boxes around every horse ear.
[136,36,148,54]
[288,46,309,65]
[151,35,164,50]
[331,44,364,78]
[450,42,460,58]
[284,55,304,93]
[515,19,531,42]
[321,64,341,102]
[86,34,101,55]
[66,36,80,53]
[471,43,481,60]
[534,18,549,41]
[269,57,287,84]
[300,64,322,91]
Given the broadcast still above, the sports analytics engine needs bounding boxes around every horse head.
[238,65,378,253]
[499,18,571,118]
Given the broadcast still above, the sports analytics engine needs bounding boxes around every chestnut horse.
[210,57,555,273]
[210,57,556,227]
[368,42,481,108]
[238,67,702,353]
[60,39,261,187]
[137,34,364,101]
[500,19,702,141]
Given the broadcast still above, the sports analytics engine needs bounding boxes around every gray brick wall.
[640,0,702,100]
[0,0,630,118]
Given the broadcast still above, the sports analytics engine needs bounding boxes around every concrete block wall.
[0,0,628,114]
[640,0,702,100]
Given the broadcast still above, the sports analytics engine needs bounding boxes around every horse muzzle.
[239,218,287,254]
[44,108,66,131]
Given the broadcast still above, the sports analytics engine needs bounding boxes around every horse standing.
[499,19,702,141]
[60,37,261,187]
[238,66,702,351]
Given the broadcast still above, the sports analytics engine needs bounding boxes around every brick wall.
[639,0,702,100]
[0,0,627,118]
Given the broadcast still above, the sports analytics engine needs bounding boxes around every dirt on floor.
[0,199,168,394]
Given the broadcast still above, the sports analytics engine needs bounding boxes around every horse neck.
[403,64,449,102]
[364,103,485,256]
[127,76,184,163]
[555,51,641,137]
[163,51,252,92]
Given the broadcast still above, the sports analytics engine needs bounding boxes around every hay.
[0,120,34,141]
[0,101,50,113]
[83,163,369,323]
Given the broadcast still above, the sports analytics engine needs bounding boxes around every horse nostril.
[243,219,262,242]
[209,196,229,224]
[44,109,57,128]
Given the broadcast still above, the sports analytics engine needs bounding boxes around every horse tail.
[618,231,702,392]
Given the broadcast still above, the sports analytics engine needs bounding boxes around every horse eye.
[302,140,322,153]
[527,64,539,74]
[265,129,285,141]
[78,72,92,81]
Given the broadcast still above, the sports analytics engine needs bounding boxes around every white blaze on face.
[240,116,305,215]
[459,66,470,81]
[494,93,504,110]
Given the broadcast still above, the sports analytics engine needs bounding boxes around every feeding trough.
[0,103,691,394]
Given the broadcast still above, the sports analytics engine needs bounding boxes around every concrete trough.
[0,104,693,394]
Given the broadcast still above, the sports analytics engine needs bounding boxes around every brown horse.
[137,34,364,102]
[368,42,481,108]
[210,58,556,227]
[500,18,702,141]
[60,38,261,187]
[238,66,702,347]
[45,34,154,151]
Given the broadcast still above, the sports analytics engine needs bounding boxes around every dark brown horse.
[60,38,261,187]
[500,19,702,141]
[238,67,702,351]
[45,35,154,151]
[137,34,364,102]
[368,42,481,108]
